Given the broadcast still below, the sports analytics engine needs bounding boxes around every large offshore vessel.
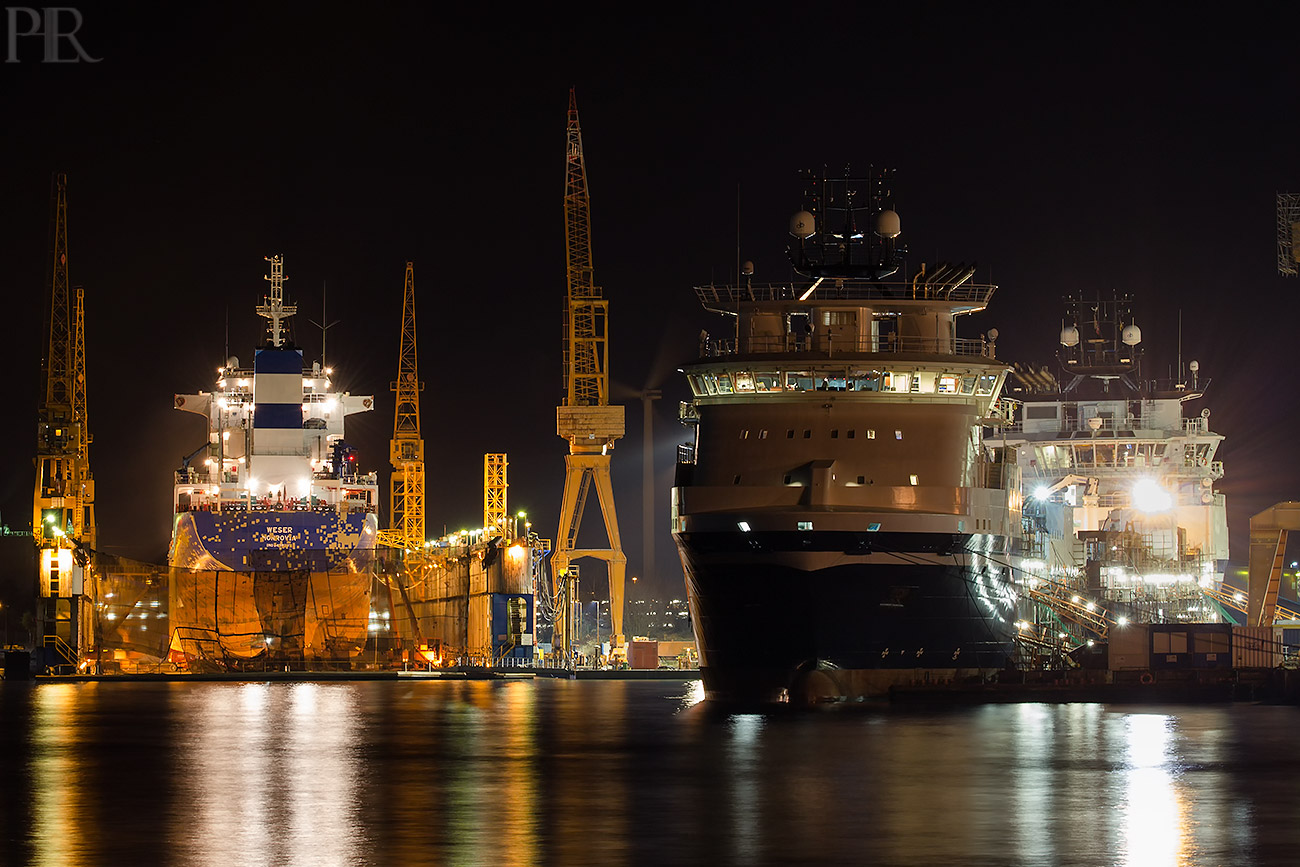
[672,171,1021,703]
[1003,294,1230,632]
[168,255,380,664]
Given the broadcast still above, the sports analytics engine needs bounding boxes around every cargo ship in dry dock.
[672,171,1021,703]
[168,255,380,665]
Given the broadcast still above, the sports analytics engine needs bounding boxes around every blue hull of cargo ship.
[169,510,379,572]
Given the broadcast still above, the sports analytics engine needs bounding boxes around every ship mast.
[256,254,296,347]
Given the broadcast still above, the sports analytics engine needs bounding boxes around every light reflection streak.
[174,682,362,867]
[727,714,764,862]
[1120,713,1186,867]
[31,684,82,867]
[677,679,705,711]
[1010,703,1052,865]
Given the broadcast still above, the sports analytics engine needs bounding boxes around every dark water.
[3,679,1300,866]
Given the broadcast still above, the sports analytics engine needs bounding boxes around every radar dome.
[987,327,999,341]
[741,261,754,276]
[1060,326,1080,347]
[226,356,240,369]
[875,209,901,238]
[1121,324,1142,346]
[1189,360,1199,373]
[789,211,816,238]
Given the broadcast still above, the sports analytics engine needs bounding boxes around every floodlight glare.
[1132,478,1172,513]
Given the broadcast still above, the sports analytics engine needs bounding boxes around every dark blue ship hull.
[675,530,1018,704]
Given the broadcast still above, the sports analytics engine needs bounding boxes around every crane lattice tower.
[34,173,95,666]
[553,90,628,655]
[484,454,508,538]
[378,262,426,553]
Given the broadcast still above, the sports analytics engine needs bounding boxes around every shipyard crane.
[375,262,427,651]
[378,262,425,552]
[34,173,95,669]
[553,90,628,660]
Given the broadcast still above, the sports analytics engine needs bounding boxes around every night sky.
[4,4,1300,597]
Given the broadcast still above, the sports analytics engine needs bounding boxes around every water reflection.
[1121,714,1186,866]
[30,685,82,866]
[8,682,1300,865]
[172,682,363,867]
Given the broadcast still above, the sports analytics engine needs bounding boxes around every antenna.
[1177,309,1183,383]
[308,279,340,369]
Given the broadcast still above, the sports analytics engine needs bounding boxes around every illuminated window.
[797,521,814,531]
[909,474,919,485]
[867,430,876,439]
[895,430,903,440]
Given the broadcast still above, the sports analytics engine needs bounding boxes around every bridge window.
[785,372,815,391]
[733,372,755,392]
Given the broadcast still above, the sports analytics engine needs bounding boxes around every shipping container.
[1231,626,1280,669]
[1149,623,1232,671]
[629,640,659,670]
[1107,623,1150,671]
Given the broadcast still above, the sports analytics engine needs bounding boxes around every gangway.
[1021,575,1114,639]
[1205,582,1300,623]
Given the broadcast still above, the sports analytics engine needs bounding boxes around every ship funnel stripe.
[254,348,304,374]
[254,404,304,429]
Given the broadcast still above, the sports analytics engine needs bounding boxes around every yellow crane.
[378,261,425,553]
[34,173,94,669]
[375,262,427,652]
[553,90,627,660]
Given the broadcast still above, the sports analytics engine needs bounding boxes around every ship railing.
[175,470,215,485]
[695,280,996,306]
[1026,416,1187,436]
[701,334,995,358]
